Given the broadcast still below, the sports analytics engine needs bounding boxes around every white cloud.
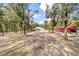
[40,3,46,12]
[33,14,41,18]
[33,14,37,18]
[38,14,41,17]
[39,18,52,24]
[47,18,51,22]
[39,18,47,24]
[39,20,44,24]
[46,3,54,8]
[47,3,52,6]
[40,3,54,12]
[43,18,47,21]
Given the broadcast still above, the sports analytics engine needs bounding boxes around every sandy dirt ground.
[0,31,79,56]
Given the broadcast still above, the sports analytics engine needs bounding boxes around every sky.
[28,3,46,24]
[28,3,53,24]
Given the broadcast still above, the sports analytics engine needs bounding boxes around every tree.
[28,9,39,31]
[44,20,48,29]
[46,3,72,39]
[46,4,58,32]
[0,4,5,35]
[59,4,71,40]
[10,3,29,35]
[51,4,58,32]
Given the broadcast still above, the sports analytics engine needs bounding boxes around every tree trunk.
[52,26,54,32]
[22,6,26,35]
[64,18,68,40]
[23,21,26,35]
[0,25,4,36]
[5,25,8,32]
[64,27,68,40]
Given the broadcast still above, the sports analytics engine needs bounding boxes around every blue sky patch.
[28,3,45,23]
